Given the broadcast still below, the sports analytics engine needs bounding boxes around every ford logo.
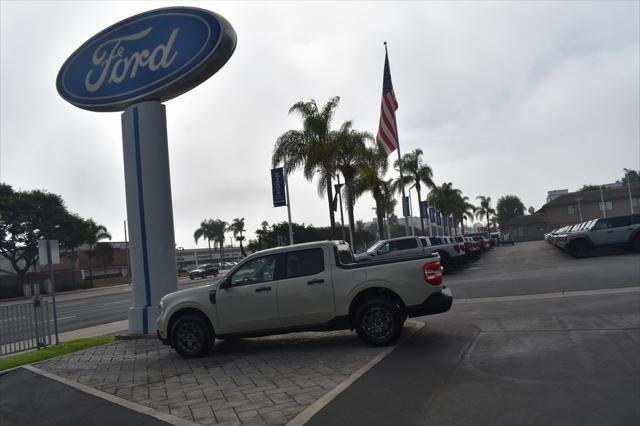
[57,7,237,112]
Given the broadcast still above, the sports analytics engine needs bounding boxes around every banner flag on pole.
[376,45,399,155]
[271,168,287,207]
[419,200,429,218]
[402,196,410,217]
[429,207,436,222]
[436,211,442,225]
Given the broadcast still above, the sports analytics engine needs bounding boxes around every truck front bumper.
[406,287,453,318]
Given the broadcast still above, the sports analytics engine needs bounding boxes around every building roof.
[503,214,548,228]
[539,184,640,210]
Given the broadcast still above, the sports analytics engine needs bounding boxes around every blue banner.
[429,207,436,222]
[402,196,410,217]
[419,200,429,218]
[271,168,287,207]
[436,211,442,225]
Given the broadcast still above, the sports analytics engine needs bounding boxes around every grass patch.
[92,276,131,288]
[0,335,115,372]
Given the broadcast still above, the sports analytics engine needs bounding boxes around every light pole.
[599,186,607,218]
[574,198,584,222]
[624,169,635,214]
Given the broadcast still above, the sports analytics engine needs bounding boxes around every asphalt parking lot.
[2,241,639,426]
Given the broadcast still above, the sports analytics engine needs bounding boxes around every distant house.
[503,184,639,242]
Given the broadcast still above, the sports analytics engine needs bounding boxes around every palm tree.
[393,148,435,235]
[353,143,389,239]
[332,121,372,246]
[212,219,228,266]
[272,97,341,238]
[84,219,111,287]
[475,195,496,233]
[194,219,217,262]
[428,183,463,236]
[456,196,476,235]
[381,179,397,239]
[229,217,247,258]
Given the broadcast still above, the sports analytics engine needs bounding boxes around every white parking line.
[457,286,640,304]
[287,320,425,426]
[23,365,200,426]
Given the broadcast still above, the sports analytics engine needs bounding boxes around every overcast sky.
[1,0,639,248]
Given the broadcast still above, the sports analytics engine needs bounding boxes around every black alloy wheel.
[355,299,402,347]
[170,314,214,358]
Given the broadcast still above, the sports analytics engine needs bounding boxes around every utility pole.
[575,198,584,222]
[283,154,294,245]
[599,186,607,218]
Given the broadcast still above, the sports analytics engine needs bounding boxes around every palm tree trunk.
[417,190,425,235]
[375,198,385,240]
[346,186,356,248]
[239,240,247,258]
[326,175,336,239]
[207,239,212,262]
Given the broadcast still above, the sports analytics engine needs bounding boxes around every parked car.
[355,236,425,262]
[157,241,452,357]
[420,236,467,271]
[501,233,515,246]
[559,214,640,257]
[188,264,219,280]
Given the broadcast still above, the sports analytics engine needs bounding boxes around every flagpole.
[384,42,410,236]
[283,154,294,245]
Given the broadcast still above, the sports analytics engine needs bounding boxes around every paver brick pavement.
[36,326,418,425]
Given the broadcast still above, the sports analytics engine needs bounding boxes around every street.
[0,274,226,344]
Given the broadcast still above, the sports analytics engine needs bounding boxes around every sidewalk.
[28,322,422,426]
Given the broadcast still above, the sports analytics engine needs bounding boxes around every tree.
[194,219,217,262]
[428,183,463,235]
[451,195,476,235]
[622,168,640,184]
[392,148,435,235]
[212,219,228,265]
[84,219,112,287]
[353,143,389,240]
[528,206,535,215]
[57,213,91,287]
[579,184,600,192]
[332,121,372,246]
[496,195,526,229]
[0,184,71,289]
[228,217,247,258]
[272,97,341,239]
[475,196,496,233]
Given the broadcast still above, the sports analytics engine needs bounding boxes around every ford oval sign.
[57,7,237,112]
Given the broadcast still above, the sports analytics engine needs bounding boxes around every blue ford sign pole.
[57,7,237,335]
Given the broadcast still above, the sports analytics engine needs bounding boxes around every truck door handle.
[255,286,271,293]
[307,279,324,285]
[607,230,614,233]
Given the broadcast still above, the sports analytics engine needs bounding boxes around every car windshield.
[366,241,385,253]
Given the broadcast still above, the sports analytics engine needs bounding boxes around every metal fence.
[0,298,54,356]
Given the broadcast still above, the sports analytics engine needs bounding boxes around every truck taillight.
[424,261,443,286]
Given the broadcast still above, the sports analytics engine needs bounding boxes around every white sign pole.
[121,101,178,335]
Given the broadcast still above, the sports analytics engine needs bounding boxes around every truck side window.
[390,238,418,252]
[230,255,277,286]
[609,216,631,228]
[594,219,612,230]
[285,248,324,278]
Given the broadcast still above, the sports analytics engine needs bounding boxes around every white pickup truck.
[157,241,452,357]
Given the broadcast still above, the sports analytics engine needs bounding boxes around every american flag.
[376,46,398,155]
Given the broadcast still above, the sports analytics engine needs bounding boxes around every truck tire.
[354,299,403,347]
[170,313,214,358]
[569,240,590,258]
